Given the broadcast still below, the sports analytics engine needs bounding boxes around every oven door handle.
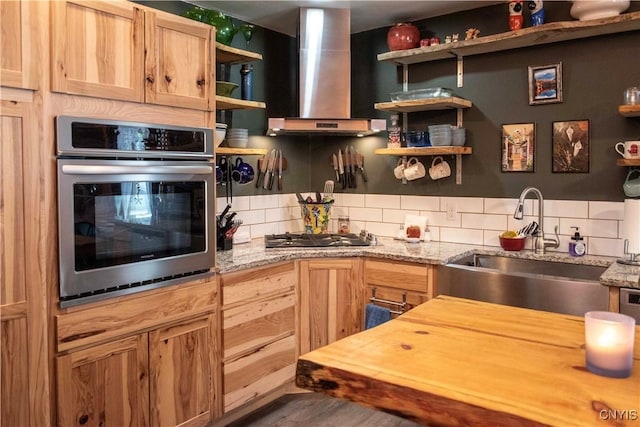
[61,164,213,175]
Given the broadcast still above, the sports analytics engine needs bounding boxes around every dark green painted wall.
[137,1,640,201]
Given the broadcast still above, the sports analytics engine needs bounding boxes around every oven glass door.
[57,159,214,306]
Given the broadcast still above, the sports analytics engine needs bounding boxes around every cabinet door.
[149,315,214,427]
[0,0,39,89]
[145,11,215,111]
[56,335,150,427]
[298,258,364,354]
[51,0,145,102]
[1,100,50,427]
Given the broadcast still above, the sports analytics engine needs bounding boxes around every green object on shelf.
[183,6,237,45]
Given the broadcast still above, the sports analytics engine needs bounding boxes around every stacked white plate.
[226,128,249,148]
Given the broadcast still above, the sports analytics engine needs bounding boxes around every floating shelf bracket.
[457,56,463,88]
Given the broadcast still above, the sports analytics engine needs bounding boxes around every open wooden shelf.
[216,95,266,110]
[375,146,472,156]
[375,97,472,113]
[377,11,640,65]
[617,158,640,167]
[216,42,262,65]
[619,104,640,117]
[216,147,268,156]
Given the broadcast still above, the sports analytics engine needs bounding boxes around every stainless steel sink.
[436,254,609,316]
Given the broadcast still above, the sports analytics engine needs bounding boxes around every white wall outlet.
[446,203,457,221]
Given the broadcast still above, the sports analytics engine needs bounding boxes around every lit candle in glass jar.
[584,311,636,378]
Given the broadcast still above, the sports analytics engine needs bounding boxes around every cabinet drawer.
[221,262,296,307]
[223,292,295,359]
[223,335,296,412]
[364,259,431,293]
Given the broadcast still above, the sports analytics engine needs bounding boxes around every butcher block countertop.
[296,296,640,427]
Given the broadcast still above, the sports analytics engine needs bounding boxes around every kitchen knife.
[277,149,283,191]
[343,147,350,188]
[338,149,345,189]
[355,148,368,182]
[332,153,340,183]
[350,145,358,188]
[263,149,275,189]
[346,146,355,188]
[256,150,271,188]
[266,149,277,190]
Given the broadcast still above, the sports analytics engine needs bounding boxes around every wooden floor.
[226,393,423,427]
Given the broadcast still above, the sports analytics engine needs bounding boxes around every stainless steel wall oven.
[56,116,215,307]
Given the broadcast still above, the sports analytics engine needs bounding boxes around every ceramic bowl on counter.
[499,236,526,251]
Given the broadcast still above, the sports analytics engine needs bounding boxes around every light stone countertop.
[215,237,640,289]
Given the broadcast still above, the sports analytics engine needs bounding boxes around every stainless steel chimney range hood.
[267,8,386,137]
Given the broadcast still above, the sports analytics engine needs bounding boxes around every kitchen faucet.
[514,187,559,255]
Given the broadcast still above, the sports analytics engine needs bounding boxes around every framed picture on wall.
[528,63,563,105]
[501,123,535,172]
[552,120,590,173]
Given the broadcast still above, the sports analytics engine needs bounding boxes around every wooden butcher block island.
[296,296,640,427]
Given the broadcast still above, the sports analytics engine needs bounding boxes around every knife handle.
[255,171,263,188]
[341,174,346,189]
[335,170,340,183]
[278,175,282,191]
[361,167,368,182]
[268,172,275,190]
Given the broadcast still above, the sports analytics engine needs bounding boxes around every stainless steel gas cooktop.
[264,233,371,248]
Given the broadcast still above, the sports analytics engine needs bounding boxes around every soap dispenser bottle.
[569,226,586,257]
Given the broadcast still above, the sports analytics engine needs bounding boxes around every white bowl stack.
[451,127,466,146]
[428,124,452,146]
[215,123,227,147]
[226,128,249,148]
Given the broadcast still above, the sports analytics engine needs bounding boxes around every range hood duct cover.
[267,8,385,137]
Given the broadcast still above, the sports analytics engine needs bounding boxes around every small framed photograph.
[528,63,563,105]
[501,123,535,172]
[552,120,589,173]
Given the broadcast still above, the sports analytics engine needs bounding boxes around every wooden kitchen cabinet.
[298,258,364,355]
[56,334,150,427]
[220,262,297,414]
[56,314,214,427]
[51,0,215,110]
[1,99,50,427]
[364,258,434,315]
[55,281,217,427]
[0,0,40,89]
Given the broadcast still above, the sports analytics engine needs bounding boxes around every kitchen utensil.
[296,192,305,202]
[256,150,271,188]
[215,123,227,147]
[350,145,358,188]
[263,148,277,190]
[428,156,451,180]
[517,221,538,237]
[355,149,368,182]
[267,150,277,190]
[338,149,345,188]
[323,180,334,200]
[405,157,427,181]
[277,149,283,190]
[615,141,640,159]
[332,153,340,182]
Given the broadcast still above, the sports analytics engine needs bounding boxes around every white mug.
[615,141,640,159]
[403,157,426,181]
[393,158,406,179]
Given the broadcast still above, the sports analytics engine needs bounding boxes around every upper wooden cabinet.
[0,0,40,89]
[51,1,215,110]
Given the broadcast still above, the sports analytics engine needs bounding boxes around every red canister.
[387,23,420,51]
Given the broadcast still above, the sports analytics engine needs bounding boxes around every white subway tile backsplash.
[440,227,484,245]
[589,201,624,220]
[366,194,400,209]
[441,196,484,213]
[544,200,588,218]
[234,193,625,258]
[383,209,419,224]
[401,195,440,211]
[349,207,383,222]
[461,213,507,231]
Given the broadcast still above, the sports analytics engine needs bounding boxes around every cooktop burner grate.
[265,232,371,248]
